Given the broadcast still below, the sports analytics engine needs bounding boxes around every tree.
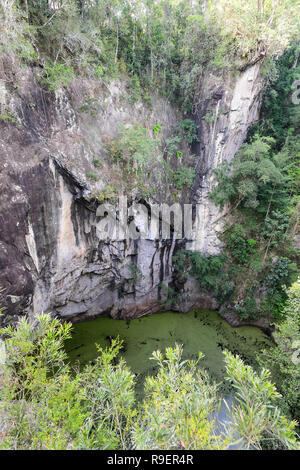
[224,349,299,449]
[259,279,300,423]
[207,0,300,66]
[132,344,228,450]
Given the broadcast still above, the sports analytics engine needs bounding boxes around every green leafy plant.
[0,111,18,124]
[43,62,74,91]
[0,316,299,450]
[87,172,99,181]
[175,119,198,144]
[224,350,299,450]
[172,167,195,190]
[78,97,101,118]
[109,124,160,178]
[153,123,162,136]
[93,158,101,168]
[222,224,257,265]
[259,279,300,424]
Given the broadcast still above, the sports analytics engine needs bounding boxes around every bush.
[265,257,298,294]
[173,167,195,190]
[173,250,235,303]
[175,119,198,144]
[0,316,298,450]
[259,279,300,424]
[0,315,135,450]
[87,172,98,181]
[43,62,74,91]
[108,124,160,185]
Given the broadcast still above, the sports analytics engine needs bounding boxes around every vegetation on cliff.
[1,1,299,102]
[173,44,300,323]
[0,0,299,451]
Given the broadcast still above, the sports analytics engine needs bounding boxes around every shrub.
[175,119,198,144]
[265,257,298,294]
[259,280,300,424]
[173,250,235,303]
[153,124,162,136]
[0,316,298,450]
[109,124,160,177]
[223,224,257,265]
[173,167,195,190]
[43,62,74,91]
[87,172,98,181]
[0,315,135,450]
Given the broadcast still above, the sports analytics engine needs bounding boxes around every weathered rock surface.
[0,64,264,325]
[189,64,263,253]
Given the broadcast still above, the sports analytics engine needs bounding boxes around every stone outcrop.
[189,64,263,254]
[0,64,264,325]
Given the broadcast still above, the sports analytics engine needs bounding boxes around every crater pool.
[65,309,272,398]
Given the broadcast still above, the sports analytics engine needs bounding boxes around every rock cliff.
[0,63,264,325]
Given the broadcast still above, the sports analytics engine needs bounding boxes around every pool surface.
[65,309,272,398]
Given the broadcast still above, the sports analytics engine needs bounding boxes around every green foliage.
[94,185,117,203]
[262,210,290,248]
[210,134,291,212]
[260,291,288,321]
[0,317,299,450]
[0,0,37,63]
[43,61,74,91]
[159,283,180,309]
[188,252,236,303]
[78,97,101,118]
[172,249,190,283]
[0,315,135,450]
[235,290,260,320]
[250,43,300,150]
[173,250,236,303]
[2,0,299,111]
[133,344,226,450]
[87,172,98,181]
[152,123,162,136]
[259,279,300,424]
[210,49,300,319]
[127,75,142,104]
[224,350,299,450]
[79,338,136,450]
[93,157,101,168]
[175,119,198,144]
[128,263,144,287]
[208,0,300,63]
[203,108,220,124]
[222,224,257,265]
[0,111,18,124]
[109,124,159,175]
[179,12,221,110]
[172,167,195,190]
[265,257,298,293]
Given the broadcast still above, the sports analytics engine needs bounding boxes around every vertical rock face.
[21,159,178,322]
[0,65,264,324]
[190,64,263,254]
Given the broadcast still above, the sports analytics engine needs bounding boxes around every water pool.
[65,309,272,398]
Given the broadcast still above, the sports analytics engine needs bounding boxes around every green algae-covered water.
[65,309,272,398]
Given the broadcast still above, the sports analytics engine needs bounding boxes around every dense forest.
[0,0,299,452]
